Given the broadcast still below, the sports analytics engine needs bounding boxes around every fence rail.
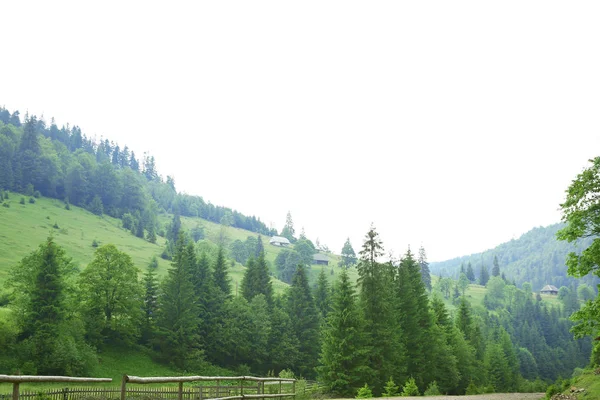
[0,375,296,400]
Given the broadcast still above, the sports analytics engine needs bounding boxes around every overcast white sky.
[2,1,600,261]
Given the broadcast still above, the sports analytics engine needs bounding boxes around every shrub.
[4,191,9,199]
[401,377,419,397]
[92,239,99,248]
[2,202,9,208]
[356,384,372,399]
[33,190,41,198]
[53,222,59,229]
[29,197,35,204]
[424,381,441,396]
[148,256,158,269]
[382,377,399,397]
[465,381,479,395]
[64,199,70,210]
[25,184,34,196]
[19,197,25,205]
[122,213,134,230]
[545,384,559,399]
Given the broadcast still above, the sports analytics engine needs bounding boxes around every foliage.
[340,237,357,268]
[424,381,441,396]
[401,377,419,396]
[382,376,399,397]
[355,384,372,399]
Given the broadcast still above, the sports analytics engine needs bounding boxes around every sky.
[2,1,600,262]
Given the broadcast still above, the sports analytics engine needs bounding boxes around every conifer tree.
[456,296,473,341]
[418,246,432,291]
[492,255,500,277]
[255,234,264,257]
[156,234,202,369]
[317,269,371,396]
[213,246,231,297]
[357,225,405,394]
[287,264,320,378]
[479,264,490,286]
[267,301,300,373]
[141,266,159,345]
[396,249,433,389]
[466,262,476,282]
[340,237,357,268]
[314,267,331,319]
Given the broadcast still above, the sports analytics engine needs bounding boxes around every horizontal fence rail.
[0,375,113,400]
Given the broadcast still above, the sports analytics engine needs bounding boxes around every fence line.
[0,375,297,400]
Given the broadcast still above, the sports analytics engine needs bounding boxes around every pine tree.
[213,246,231,297]
[492,255,500,277]
[147,224,157,243]
[456,297,473,341]
[281,211,296,243]
[255,235,264,257]
[141,266,159,345]
[267,302,300,374]
[418,246,432,291]
[314,268,331,319]
[192,252,221,361]
[357,225,405,394]
[340,237,357,268]
[317,269,371,396]
[479,264,490,286]
[156,235,202,369]
[287,264,320,378]
[396,248,433,389]
[240,251,273,305]
[466,262,476,282]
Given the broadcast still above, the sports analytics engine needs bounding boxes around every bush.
[29,197,35,204]
[424,381,441,396]
[4,191,9,199]
[382,377,399,397]
[122,213,134,230]
[401,377,419,397]
[64,199,70,210]
[545,384,559,399]
[33,190,41,198]
[465,381,479,395]
[25,184,34,196]
[356,384,372,399]
[53,222,59,229]
[92,239,99,248]
[2,202,9,208]
[19,197,25,204]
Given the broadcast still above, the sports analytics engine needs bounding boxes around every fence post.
[239,378,244,399]
[178,382,183,400]
[62,387,68,400]
[11,383,19,400]
[120,375,127,400]
[292,380,296,400]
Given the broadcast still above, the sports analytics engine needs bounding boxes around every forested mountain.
[0,107,275,237]
[0,105,593,397]
[430,223,598,291]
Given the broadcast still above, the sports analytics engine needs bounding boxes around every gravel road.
[335,394,545,400]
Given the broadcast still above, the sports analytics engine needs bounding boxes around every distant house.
[540,285,559,295]
[269,236,291,247]
[312,253,329,266]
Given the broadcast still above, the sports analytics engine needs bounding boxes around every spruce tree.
[317,269,371,396]
[466,262,476,282]
[192,251,221,361]
[255,234,264,257]
[287,264,320,378]
[141,266,159,345]
[456,296,473,341]
[314,267,331,319]
[479,264,490,286]
[357,225,405,394]
[213,246,231,297]
[396,248,433,390]
[340,237,357,268]
[418,246,431,291]
[156,235,202,369]
[492,255,500,277]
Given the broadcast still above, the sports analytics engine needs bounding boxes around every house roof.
[312,253,329,262]
[541,285,558,292]
[269,236,291,244]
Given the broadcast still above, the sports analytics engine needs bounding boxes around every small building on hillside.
[269,236,291,247]
[312,253,329,266]
[540,284,559,295]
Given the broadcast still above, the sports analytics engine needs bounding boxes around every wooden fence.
[0,375,296,400]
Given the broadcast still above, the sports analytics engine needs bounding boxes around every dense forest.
[0,225,591,396]
[430,223,598,292]
[0,107,276,240]
[0,106,594,396]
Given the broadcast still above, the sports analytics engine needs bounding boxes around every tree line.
[0,107,276,241]
[0,224,591,396]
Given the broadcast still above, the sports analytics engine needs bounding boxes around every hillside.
[430,223,598,291]
[0,194,345,292]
